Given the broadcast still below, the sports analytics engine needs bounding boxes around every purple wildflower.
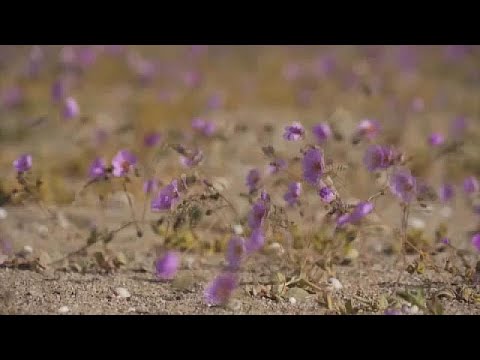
[303,148,325,185]
[191,118,216,137]
[472,233,480,252]
[225,236,246,270]
[88,157,106,179]
[143,179,158,195]
[183,70,202,88]
[337,202,374,227]
[356,119,380,140]
[143,132,162,147]
[62,97,80,120]
[438,183,455,203]
[248,199,269,229]
[389,168,417,203]
[151,180,180,211]
[155,251,180,280]
[13,154,32,173]
[246,228,265,254]
[180,149,204,168]
[463,176,479,194]
[206,93,224,110]
[363,145,395,172]
[427,133,445,147]
[51,79,65,104]
[246,169,261,193]
[260,190,270,203]
[384,308,402,315]
[318,186,335,203]
[111,150,137,177]
[267,158,287,175]
[283,182,302,206]
[204,272,238,306]
[441,238,450,245]
[451,116,467,139]
[283,122,305,141]
[312,123,332,143]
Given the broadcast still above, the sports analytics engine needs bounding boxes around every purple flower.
[427,133,445,147]
[51,79,65,104]
[225,236,246,270]
[337,201,374,227]
[389,168,417,203]
[143,179,158,195]
[451,116,467,139]
[303,148,325,185]
[180,149,204,168]
[248,199,269,229]
[313,55,336,78]
[88,157,106,179]
[438,183,455,203]
[441,238,450,245]
[384,308,402,315]
[318,186,335,203]
[260,190,270,203]
[13,154,32,173]
[283,182,302,206]
[463,176,479,194]
[111,150,137,177]
[191,118,216,137]
[246,228,265,254]
[151,180,180,212]
[246,169,261,193]
[155,251,180,280]
[183,70,202,88]
[78,46,97,68]
[267,158,287,175]
[364,145,395,172]
[312,123,332,143]
[283,122,305,141]
[62,97,80,120]
[356,119,380,140]
[472,233,480,252]
[144,132,162,147]
[204,272,238,306]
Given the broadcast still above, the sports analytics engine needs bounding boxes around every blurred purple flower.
[438,183,455,203]
[246,228,265,254]
[471,233,480,252]
[13,154,32,173]
[364,145,395,172]
[248,199,269,229]
[303,148,325,185]
[143,132,162,147]
[318,186,335,203]
[463,176,479,194]
[384,308,402,315]
[225,236,246,270]
[180,149,204,168]
[111,149,137,177]
[389,168,417,203]
[444,45,469,62]
[151,180,180,211]
[267,158,287,175]
[183,70,202,88]
[396,45,417,72]
[312,123,332,143]
[51,79,65,103]
[427,133,445,147]
[283,122,305,141]
[283,182,302,206]
[260,190,270,203]
[143,179,158,195]
[246,169,261,193]
[441,237,450,245]
[337,201,374,227]
[155,251,180,280]
[451,116,467,139]
[25,45,44,78]
[356,119,380,140]
[62,97,80,119]
[204,272,238,306]
[206,93,224,110]
[192,118,216,137]
[313,55,336,77]
[88,157,106,179]
[2,86,24,108]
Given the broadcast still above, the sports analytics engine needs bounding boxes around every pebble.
[265,242,285,256]
[114,287,131,299]
[0,208,7,220]
[58,306,69,314]
[232,224,244,235]
[408,217,425,230]
[21,245,33,256]
[328,277,343,290]
[289,297,297,305]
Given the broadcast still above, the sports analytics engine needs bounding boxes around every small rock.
[127,307,136,313]
[184,256,195,269]
[70,263,82,273]
[410,305,419,314]
[265,242,285,257]
[114,287,131,299]
[408,217,425,230]
[113,252,128,267]
[328,277,343,290]
[57,212,70,229]
[20,245,33,257]
[38,251,51,268]
[289,297,297,305]
[0,208,7,220]
[285,287,309,302]
[58,306,69,314]
[232,224,244,235]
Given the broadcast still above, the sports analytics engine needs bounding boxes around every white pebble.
[58,306,69,314]
[0,208,7,220]
[114,287,131,299]
[410,305,419,314]
[23,245,33,255]
[328,277,343,290]
[289,297,297,305]
[233,224,244,235]
[408,217,425,230]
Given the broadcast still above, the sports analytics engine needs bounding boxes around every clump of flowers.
[283,122,305,141]
[303,147,325,185]
[88,157,106,179]
[284,182,302,206]
[111,150,137,177]
[155,251,180,280]
[363,145,397,172]
[192,118,216,137]
[13,154,32,173]
[389,168,417,203]
[246,169,261,193]
[337,201,374,227]
[354,119,380,142]
[151,180,180,211]
[312,123,332,143]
